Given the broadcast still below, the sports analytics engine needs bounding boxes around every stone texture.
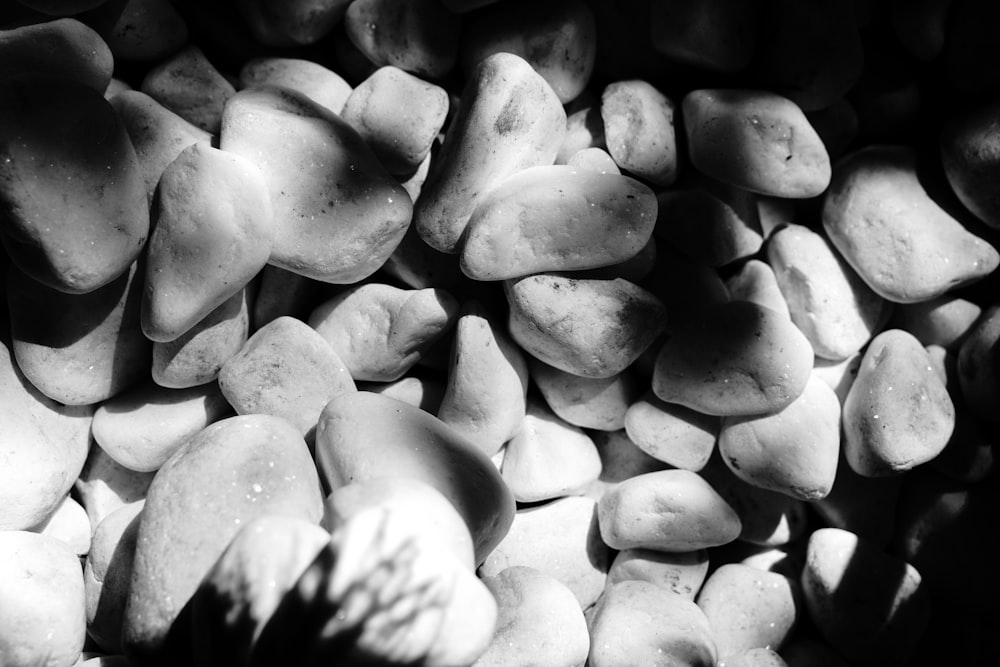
[238,57,352,114]
[601,79,677,186]
[624,391,718,471]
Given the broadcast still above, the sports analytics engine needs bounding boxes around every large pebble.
[220,85,412,283]
[531,359,638,431]
[623,391,718,471]
[85,503,144,654]
[607,548,710,601]
[682,89,831,198]
[652,299,814,416]
[238,57,352,114]
[766,223,888,360]
[598,469,741,551]
[0,531,86,667]
[308,282,459,382]
[589,580,717,667]
[801,528,930,667]
[0,18,113,92]
[479,495,609,608]
[601,79,678,186]
[140,44,234,134]
[314,391,515,565]
[821,145,999,303]
[474,566,590,667]
[460,165,657,280]
[413,52,566,254]
[505,274,667,378]
[104,0,188,62]
[0,74,149,294]
[122,415,323,663]
[219,316,355,439]
[842,329,955,476]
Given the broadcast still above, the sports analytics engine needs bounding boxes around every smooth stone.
[460,165,657,280]
[725,259,790,319]
[565,146,620,173]
[11,0,107,13]
[607,548,710,601]
[505,274,667,379]
[85,503,144,654]
[474,566,590,667]
[531,359,639,431]
[956,303,1000,421]
[151,288,250,389]
[220,86,412,283]
[889,294,981,350]
[109,90,213,204]
[140,44,235,133]
[92,379,233,474]
[356,374,446,414]
[479,496,609,609]
[142,142,273,343]
[696,563,799,659]
[322,477,475,570]
[576,234,658,283]
[719,374,841,500]
[941,96,1000,229]
[0,18,113,92]
[436,301,529,455]
[589,581,717,667]
[0,74,149,294]
[652,299,815,417]
[341,66,449,175]
[73,444,154,531]
[413,52,566,254]
[842,329,955,476]
[239,57,352,114]
[683,89,830,198]
[104,0,188,62]
[767,223,888,360]
[461,0,596,105]
[598,469,741,551]
[501,398,602,503]
[584,429,670,499]
[189,516,331,667]
[308,282,459,382]
[219,316,356,440]
[29,494,90,557]
[236,0,347,46]
[0,336,93,531]
[802,528,930,667]
[623,391,718,471]
[601,79,678,186]
[721,648,789,667]
[250,265,323,330]
[649,0,757,72]
[7,262,149,406]
[314,391,515,566]
[344,0,462,79]
[122,414,324,664]
[821,145,1000,303]
[0,532,86,667]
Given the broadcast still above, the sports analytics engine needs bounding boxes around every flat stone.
[85,502,143,654]
[140,44,234,133]
[531,359,639,431]
[239,57,352,114]
[623,391,719,471]
[607,548,710,601]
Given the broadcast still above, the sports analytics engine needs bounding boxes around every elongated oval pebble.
[460,165,656,280]
[601,79,678,186]
[683,89,831,198]
[843,329,955,476]
[822,145,999,303]
[607,548,710,600]
[598,468,741,551]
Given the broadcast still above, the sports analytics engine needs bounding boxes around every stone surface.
[0,17,113,92]
[74,445,154,531]
[956,303,1000,421]
[29,494,90,557]
[889,294,981,351]
[85,502,144,654]
[239,57,352,114]
[601,79,678,186]
[140,44,234,133]
[941,96,1000,229]
[726,260,789,319]
[623,391,718,471]
[607,548,710,600]
[531,359,638,431]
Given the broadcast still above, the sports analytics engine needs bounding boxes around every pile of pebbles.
[2,0,1000,665]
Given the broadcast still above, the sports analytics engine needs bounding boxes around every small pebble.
[531,359,638,431]
[607,548,710,601]
[601,79,678,186]
[73,445,154,531]
[725,259,790,319]
[623,390,719,471]
[889,294,982,350]
[141,44,234,133]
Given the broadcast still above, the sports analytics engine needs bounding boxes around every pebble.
[73,445,154,531]
[357,373,446,414]
[725,259,790,319]
[652,299,814,417]
[607,548,710,601]
[719,374,841,501]
[7,261,150,405]
[842,329,955,476]
[696,563,799,659]
[479,495,609,608]
[0,531,86,667]
[557,94,605,164]
[601,79,678,186]
[29,493,90,557]
[623,391,719,471]
[380,222,465,291]
[474,566,590,667]
[598,468,741,551]
[85,502,144,654]
[308,282,459,382]
[122,415,324,663]
[501,397,602,502]
[564,145,618,173]
[941,96,1000,229]
[0,18,113,92]
[0,74,149,294]
[141,44,234,133]
[314,391,515,566]
[801,528,930,667]
[0,336,93,531]
[889,294,982,350]
[682,89,831,198]
[531,359,638,431]
[811,352,862,405]
[436,300,529,455]
[104,0,188,62]
[588,580,717,667]
[505,274,667,378]
[219,316,356,440]
[413,52,566,254]
[956,303,1000,421]
[766,223,889,360]
[821,145,1000,303]
[220,85,412,283]
[238,57,353,114]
